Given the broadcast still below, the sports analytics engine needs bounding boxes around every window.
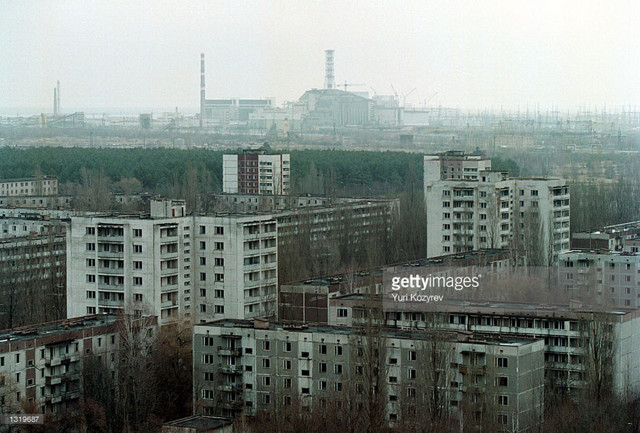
[134,294,143,302]
[284,342,292,352]
[200,304,206,313]
[215,226,224,235]
[319,380,327,390]
[214,305,224,314]
[320,344,327,355]
[263,358,271,369]
[215,258,224,266]
[86,243,95,251]
[498,414,508,425]
[215,273,224,282]
[263,340,271,351]
[496,357,508,368]
[133,229,142,237]
[335,346,343,356]
[86,274,95,283]
[86,227,95,235]
[133,261,142,270]
[498,395,508,406]
[497,376,508,387]
[87,307,96,314]
[408,369,417,380]
[200,272,206,281]
[215,289,224,298]
[319,362,327,373]
[133,277,142,286]
[86,258,95,267]
[86,291,96,299]
[215,242,224,250]
[334,364,343,374]
[200,257,206,265]
[335,382,343,392]
[133,244,142,253]
[283,360,291,370]
[337,308,348,318]
[283,378,292,388]
[200,241,206,250]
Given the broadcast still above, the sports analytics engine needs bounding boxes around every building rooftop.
[284,249,510,287]
[163,415,233,431]
[198,318,539,347]
[0,314,120,344]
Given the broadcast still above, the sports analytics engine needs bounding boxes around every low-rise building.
[0,177,58,197]
[0,314,157,416]
[193,319,544,432]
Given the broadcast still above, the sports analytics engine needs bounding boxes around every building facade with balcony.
[67,200,277,325]
[193,319,544,432]
[424,153,570,264]
[0,314,156,416]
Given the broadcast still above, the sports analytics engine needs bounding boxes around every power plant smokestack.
[56,80,60,114]
[324,49,334,90]
[53,88,58,116]
[200,53,205,128]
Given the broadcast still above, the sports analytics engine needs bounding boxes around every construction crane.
[341,81,364,92]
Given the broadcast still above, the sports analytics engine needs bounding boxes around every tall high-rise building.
[66,200,277,325]
[223,151,290,195]
[424,153,570,264]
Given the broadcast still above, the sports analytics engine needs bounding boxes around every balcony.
[160,283,179,292]
[97,267,124,275]
[219,365,243,375]
[221,400,243,410]
[218,347,242,357]
[459,365,486,375]
[97,283,124,291]
[161,268,179,276]
[97,250,124,259]
[98,299,124,308]
[45,372,81,386]
[161,300,178,309]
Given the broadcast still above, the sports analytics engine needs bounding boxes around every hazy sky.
[1,0,639,114]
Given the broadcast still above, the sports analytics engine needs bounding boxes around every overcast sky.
[1,0,639,115]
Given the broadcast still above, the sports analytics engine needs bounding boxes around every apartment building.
[0,215,67,240]
[279,249,511,323]
[66,200,277,325]
[424,153,570,263]
[0,177,58,197]
[0,314,156,416]
[558,250,640,308]
[327,295,640,398]
[571,220,640,251]
[0,232,67,328]
[223,151,290,195]
[193,319,544,432]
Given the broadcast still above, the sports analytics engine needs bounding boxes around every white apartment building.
[223,151,290,195]
[67,200,277,325]
[558,250,640,308]
[424,154,570,264]
[0,177,58,197]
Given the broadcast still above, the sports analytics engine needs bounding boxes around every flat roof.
[198,318,539,347]
[163,415,232,430]
[0,314,120,344]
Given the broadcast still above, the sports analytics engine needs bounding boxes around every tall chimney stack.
[56,80,60,114]
[53,88,58,116]
[200,53,205,128]
[324,50,334,90]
